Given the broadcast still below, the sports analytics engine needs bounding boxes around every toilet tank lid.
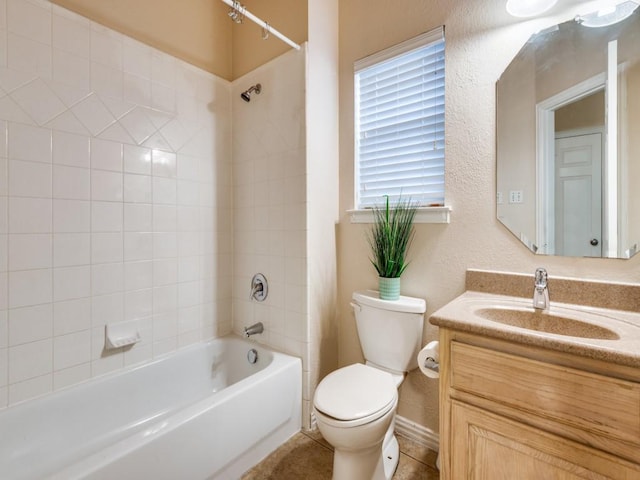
[314,363,396,421]
[353,290,426,314]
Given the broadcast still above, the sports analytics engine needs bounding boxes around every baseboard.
[394,415,440,452]
[310,412,439,452]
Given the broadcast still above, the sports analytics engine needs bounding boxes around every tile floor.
[242,430,440,479]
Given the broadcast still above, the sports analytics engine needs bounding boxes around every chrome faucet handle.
[534,267,548,289]
[249,282,263,300]
[533,267,549,310]
[249,273,268,302]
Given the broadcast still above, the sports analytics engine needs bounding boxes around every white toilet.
[313,290,426,480]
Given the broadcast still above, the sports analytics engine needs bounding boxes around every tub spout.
[244,322,264,338]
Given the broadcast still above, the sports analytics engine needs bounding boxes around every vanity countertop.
[430,290,640,368]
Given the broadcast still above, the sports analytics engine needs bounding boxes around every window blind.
[355,28,445,209]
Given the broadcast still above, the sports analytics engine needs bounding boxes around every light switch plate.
[509,190,523,204]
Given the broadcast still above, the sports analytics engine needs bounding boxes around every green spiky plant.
[367,196,418,278]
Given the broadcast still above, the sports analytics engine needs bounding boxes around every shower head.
[241,83,261,102]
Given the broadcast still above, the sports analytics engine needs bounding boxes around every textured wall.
[338,0,640,435]
[232,0,307,79]
[50,0,307,81]
[306,0,339,429]
[51,0,233,79]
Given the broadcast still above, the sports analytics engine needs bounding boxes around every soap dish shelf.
[105,322,141,350]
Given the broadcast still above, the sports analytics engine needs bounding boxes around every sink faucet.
[533,267,549,310]
[244,322,264,338]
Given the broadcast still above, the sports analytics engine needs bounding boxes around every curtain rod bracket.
[219,0,300,50]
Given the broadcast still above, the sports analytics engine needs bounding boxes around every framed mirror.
[496,4,640,258]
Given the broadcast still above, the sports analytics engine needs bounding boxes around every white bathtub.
[0,335,302,480]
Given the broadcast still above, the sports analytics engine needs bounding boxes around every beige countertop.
[430,290,640,368]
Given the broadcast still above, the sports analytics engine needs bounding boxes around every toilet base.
[382,433,399,479]
[328,423,399,480]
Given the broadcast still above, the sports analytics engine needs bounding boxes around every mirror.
[496,6,640,258]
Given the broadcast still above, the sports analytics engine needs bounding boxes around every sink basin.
[475,307,620,340]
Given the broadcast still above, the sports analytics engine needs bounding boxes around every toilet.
[313,290,426,480]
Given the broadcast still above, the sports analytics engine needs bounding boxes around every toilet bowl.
[313,290,427,480]
[313,363,399,480]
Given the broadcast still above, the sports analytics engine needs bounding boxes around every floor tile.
[397,436,439,469]
[242,432,333,480]
[395,453,440,480]
[242,431,440,479]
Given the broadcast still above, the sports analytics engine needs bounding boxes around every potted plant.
[366,196,418,300]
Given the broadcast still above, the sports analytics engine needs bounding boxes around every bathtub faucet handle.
[250,282,263,299]
[250,273,268,302]
[244,322,264,338]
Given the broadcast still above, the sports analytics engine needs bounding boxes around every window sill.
[347,206,451,224]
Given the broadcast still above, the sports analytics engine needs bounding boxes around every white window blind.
[355,27,445,209]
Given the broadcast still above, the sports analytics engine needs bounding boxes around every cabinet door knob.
[590,238,599,246]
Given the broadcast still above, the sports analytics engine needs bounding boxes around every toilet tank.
[351,290,426,374]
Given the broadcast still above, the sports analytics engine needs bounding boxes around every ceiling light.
[506,0,558,17]
[576,0,639,27]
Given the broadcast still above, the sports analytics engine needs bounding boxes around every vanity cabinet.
[439,329,640,479]
[451,402,640,479]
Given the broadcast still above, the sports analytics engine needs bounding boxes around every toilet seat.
[314,396,397,429]
[314,363,397,428]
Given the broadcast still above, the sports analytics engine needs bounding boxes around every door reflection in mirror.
[496,8,640,258]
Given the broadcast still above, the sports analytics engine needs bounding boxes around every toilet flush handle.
[350,301,361,312]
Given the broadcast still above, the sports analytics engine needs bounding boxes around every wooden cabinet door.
[451,401,640,480]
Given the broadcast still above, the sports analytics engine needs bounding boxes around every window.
[354,27,445,211]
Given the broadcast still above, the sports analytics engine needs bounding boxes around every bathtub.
[0,335,302,480]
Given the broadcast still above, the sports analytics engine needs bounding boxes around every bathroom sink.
[475,307,620,340]
[429,290,640,367]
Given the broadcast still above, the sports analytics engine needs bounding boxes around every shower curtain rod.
[219,0,301,50]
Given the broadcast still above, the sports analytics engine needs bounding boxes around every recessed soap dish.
[105,322,141,350]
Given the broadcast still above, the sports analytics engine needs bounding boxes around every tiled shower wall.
[231,48,309,394]
[0,1,233,408]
